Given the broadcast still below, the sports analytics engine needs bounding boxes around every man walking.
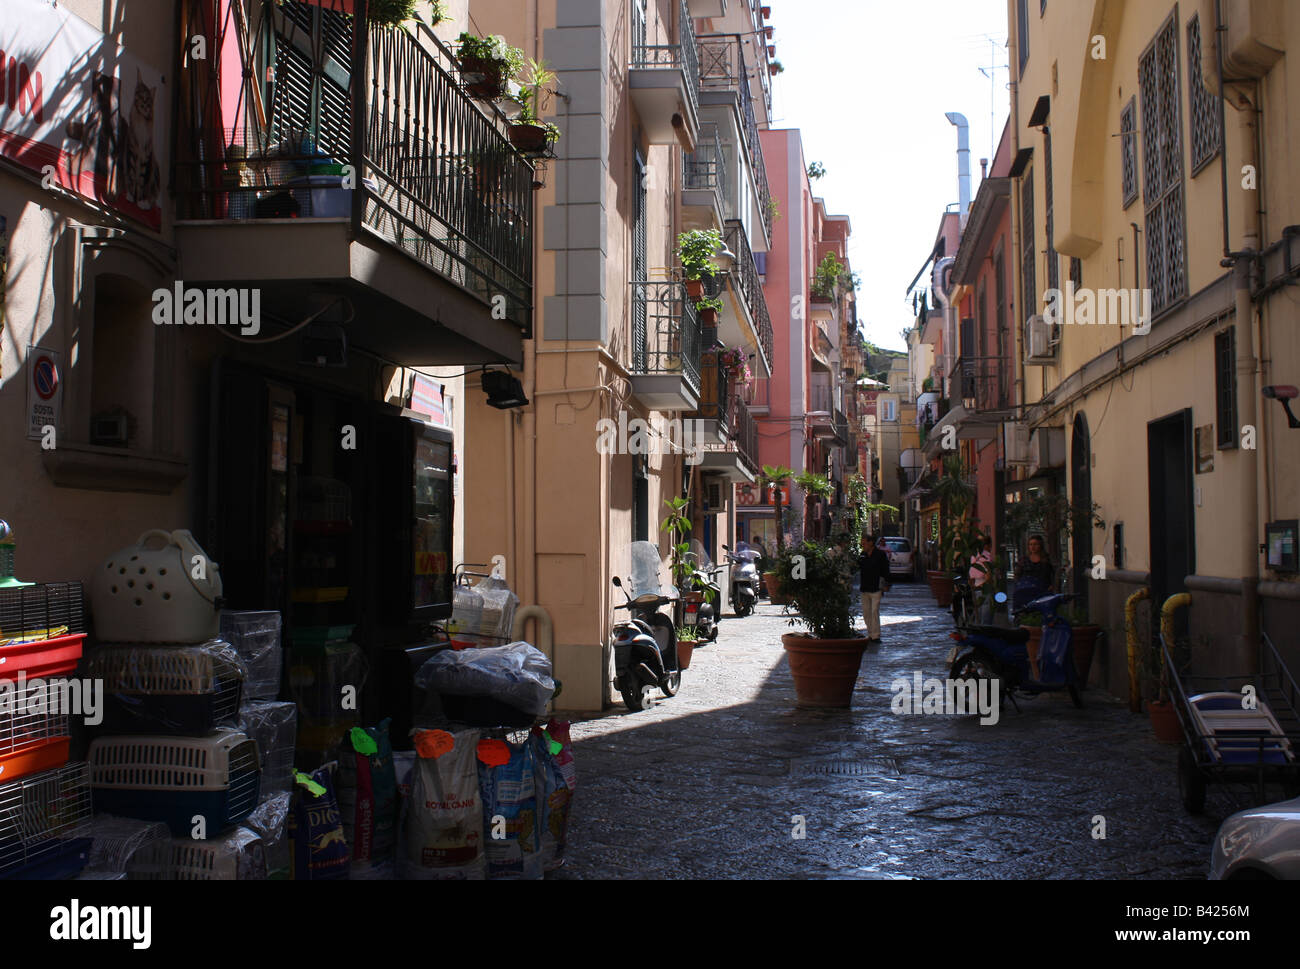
[858,533,891,643]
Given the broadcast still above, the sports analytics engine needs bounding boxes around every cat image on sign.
[120,69,160,210]
[64,71,119,202]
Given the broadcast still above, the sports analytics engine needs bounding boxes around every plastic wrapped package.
[170,827,267,880]
[415,642,554,718]
[84,640,246,735]
[336,721,398,879]
[219,611,283,700]
[288,642,368,753]
[450,575,520,647]
[79,815,171,880]
[245,792,292,879]
[478,736,543,880]
[237,701,298,797]
[288,762,350,880]
[398,728,484,880]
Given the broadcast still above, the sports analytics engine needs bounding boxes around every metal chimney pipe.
[945,112,971,229]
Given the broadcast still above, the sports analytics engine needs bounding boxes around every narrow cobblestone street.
[555,581,1237,879]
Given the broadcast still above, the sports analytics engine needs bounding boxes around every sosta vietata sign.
[0,0,165,229]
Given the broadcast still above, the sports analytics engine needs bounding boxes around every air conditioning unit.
[1027,427,1066,476]
[1025,315,1058,365]
[1003,422,1032,465]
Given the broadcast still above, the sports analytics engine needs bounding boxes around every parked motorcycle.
[681,540,722,643]
[610,541,681,712]
[947,591,1083,712]
[723,542,760,618]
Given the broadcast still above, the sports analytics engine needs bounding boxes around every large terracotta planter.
[1071,624,1101,684]
[764,572,789,605]
[677,639,695,670]
[928,571,954,608]
[1148,699,1183,744]
[782,633,867,707]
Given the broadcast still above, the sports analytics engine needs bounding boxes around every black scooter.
[611,576,681,711]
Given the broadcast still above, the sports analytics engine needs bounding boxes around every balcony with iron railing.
[173,1,532,360]
[711,220,774,376]
[682,122,726,229]
[630,0,702,149]
[629,281,704,411]
[950,355,1013,413]
[688,349,732,442]
[696,34,772,245]
[921,355,1011,457]
[698,392,759,481]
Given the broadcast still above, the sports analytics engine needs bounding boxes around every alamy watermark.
[151,281,262,336]
[891,671,1000,725]
[1043,282,1152,335]
[595,411,704,465]
[0,674,103,727]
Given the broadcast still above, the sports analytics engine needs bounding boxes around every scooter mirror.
[612,576,622,587]
[722,544,731,552]
[994,592,1008,604]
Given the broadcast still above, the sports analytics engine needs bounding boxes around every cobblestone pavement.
[551,580,1254,880]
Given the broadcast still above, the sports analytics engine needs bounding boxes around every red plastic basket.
[0,632,84,680]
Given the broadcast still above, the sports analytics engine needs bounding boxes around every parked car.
[1210,796,1300,879]
[879,537,914,580]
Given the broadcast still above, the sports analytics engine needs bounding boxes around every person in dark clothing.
[1013,534,1055,611]
[857,533,891,642]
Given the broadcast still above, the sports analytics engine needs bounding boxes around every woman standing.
[1013,534,1055,610]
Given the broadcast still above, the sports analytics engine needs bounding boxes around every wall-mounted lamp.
[1262,385,1300,428]
[482,370,530,410]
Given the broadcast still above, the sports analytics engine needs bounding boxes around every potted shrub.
[811,251,842,302]
[368,0,421,27]
[675,625,699,670]
[1141,632,1183,744]
[769,60,784,75]
[765,195,780,225]
[508,59,562,154]
[676,228,723,300]
[457,33,525,100]
[775,540,866,707]
[695,294,723,325]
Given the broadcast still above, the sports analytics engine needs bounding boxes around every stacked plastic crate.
[0,566,94,880]
[82,530,272,879]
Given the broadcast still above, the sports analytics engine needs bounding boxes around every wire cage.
[84,643,245,736]
[0,678,72,782]
[168,828,267,881]
[88,729,262,836]
[0,762,93,879]
[0,582,85,643]
[80,816,172,880]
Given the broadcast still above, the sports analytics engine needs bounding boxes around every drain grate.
[801,757,902,777]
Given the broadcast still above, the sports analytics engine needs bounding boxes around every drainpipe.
[1124,586,1150,712]
[945,112,971,230]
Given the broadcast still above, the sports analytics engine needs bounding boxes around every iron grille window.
[1215,328,1237,448]
[269,1,352,160]
[1120,97,1138,208]
[1044,127,1058,296]
[1017,0,1030,76]
[1187,14,1223,174]
[1139,11,1188,317]
[1021,172,1036,323]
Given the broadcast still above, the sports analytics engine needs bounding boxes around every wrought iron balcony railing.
[631,0,701,124]
[834,408,849,446]
[722,220,774,372]
[174,1,532,331]
[683,122,726,204]
[630,281,704,396]
[691,349,732,431]
[742,376,771,411]
[730,394,759,473]
[696,34,772,244]
[951,355,1013,412]
[809,384,834,414]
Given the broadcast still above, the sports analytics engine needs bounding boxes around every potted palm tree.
[775,540,866,707]
[794,469,834,540]
[759,465,795,601]
[676,229,723,301]
[508,59,562,154]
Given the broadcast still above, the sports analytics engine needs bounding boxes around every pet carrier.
[219,610,283,700]
[84,641,245,736]
[0,762,93,879]
[79,815,171,880]
[169,827,267,880]
[0,581,85,643]
[90,530,224,644]
[0,677,71,782]
[87,728,262,836]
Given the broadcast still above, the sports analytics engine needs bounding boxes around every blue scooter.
[947,589,1084,712]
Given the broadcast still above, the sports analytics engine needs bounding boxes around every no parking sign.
[26,346,61,441]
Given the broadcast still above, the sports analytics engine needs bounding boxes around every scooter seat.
[967,625,1031,644]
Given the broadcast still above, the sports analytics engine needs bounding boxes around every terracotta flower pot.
[929,572,954,608]
[686,279,705,301]
[677,639,695,670]
[699,307,719,324]
[460,56,506,99]
[764,572,789,605]
[1148,699,1183,744]
[1071,624,1101,684]
[782,633,867,707]
[508,122,550,153]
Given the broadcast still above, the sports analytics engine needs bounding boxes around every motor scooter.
[681,541,722,643]
[723,542,760,618]
[610,541,681,712]
[947,591,1084,712]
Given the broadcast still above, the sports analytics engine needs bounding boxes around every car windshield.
[881,539,911,552]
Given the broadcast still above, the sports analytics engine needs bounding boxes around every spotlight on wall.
[1262,385,1300,428]
[482,369,529,410]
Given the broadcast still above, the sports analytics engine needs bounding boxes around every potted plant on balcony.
[507,59,562,154]
[676,228,723,301]
[765,195,780,224]
[367,0,421,27]
[695,294,723,325]
[774,539,866,707]
[769,60,784,75]
[719,345,750,382]
[457,33,525,100]
[811,251,843,302]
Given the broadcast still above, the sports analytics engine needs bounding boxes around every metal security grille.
[1139,11,1188,317]
[1020,173,1036,322]
[1215,328,1237,448]
[1120,97,1138,208]
[633,153,648,372]
[1187,15,1222,174]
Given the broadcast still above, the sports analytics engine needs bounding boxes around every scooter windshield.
[689,539,713,571]
[628,541,674,600]
[733,541,760,562]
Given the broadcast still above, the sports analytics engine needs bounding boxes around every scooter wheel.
[661,671,681,697]
[706,624,719,642]
[736,602,753,618]
[620,676,654,712]
[1068,684,1083,709]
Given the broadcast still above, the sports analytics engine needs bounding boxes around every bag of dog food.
[288,763,350,880]
[399,728,484,880]
[337,719,398,879]
[531,719,576,871]
[478,736,543,880]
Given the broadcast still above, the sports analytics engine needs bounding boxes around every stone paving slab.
[551,581,1272,879]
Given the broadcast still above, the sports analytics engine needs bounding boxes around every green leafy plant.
[773,540,857,639]
[676,625,701,643]
[922,376,935,393]
[812,251,844,299]
[676,228,724,281]
[1004,490,1104,544]
[760,465,796,553]
[770,60,785,74]
[695,295,724,314]
[368,0,420,27]
[807,161,826,180]
[457,32,526,78]
[660,496,694,589]
[765,195,780,223]
[509,59,561,143]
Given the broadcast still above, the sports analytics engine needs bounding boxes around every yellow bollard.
[1125,587,1150,712]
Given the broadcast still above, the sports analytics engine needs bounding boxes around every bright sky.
[767,0,1010,351]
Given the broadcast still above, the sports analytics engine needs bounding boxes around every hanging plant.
[368,0,420,28]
